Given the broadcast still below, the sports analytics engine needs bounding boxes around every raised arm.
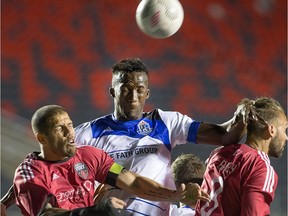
[196,102,251,146]
[115,166,210,205]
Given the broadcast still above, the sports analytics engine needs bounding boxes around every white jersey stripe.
[263,153,273,192]
[264,152,273,192]
[264,153,275,193]
[258,151,274,192]
[269,168,275,193]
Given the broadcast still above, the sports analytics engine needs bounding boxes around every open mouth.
[67,139,76,146]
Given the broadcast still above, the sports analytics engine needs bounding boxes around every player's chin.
[125,109,141,120]
[66,145,77,157]
[269,150,283,158]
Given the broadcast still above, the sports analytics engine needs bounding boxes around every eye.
[137,87,146,94]
[121,86,129,92]
[55,126,63,131]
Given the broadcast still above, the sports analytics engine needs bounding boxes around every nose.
[63,125,74,137]
[129,89,138,101]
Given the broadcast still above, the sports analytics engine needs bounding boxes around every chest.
[46,162,95,206]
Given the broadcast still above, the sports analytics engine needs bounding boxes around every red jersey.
[13,146,115,216]
[195,144,277,216]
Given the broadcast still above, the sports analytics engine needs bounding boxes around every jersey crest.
[137,120,152,135]
[74,162,88,179]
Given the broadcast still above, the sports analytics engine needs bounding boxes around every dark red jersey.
[14,146,115,216]
[195,144,277,216]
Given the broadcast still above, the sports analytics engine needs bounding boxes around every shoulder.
[75,114,114,144]
[76,146,109,161]
[75,114,113,132]
[238,145,268,165]
[153,108,183,116]
[14,153,45,185]
[148,108,191,121]
[16,153,40,173]
[207,144,251,165]
[76,146,104,155]
[237,146,275,181]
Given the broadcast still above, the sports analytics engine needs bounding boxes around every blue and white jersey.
[75,109,200,216]
[169,205,195,216]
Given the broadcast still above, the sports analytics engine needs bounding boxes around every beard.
[65,144,77,157]
[269,136,284,158]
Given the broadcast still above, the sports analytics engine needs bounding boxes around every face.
[268,114,288,158]
[111,72,150,121]
[40,112,76,160]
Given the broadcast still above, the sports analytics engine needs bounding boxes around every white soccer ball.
[135,0,184,39]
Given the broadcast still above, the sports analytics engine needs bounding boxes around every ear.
[36,133,47,145]
[146,89,150,99]
[109,87,115,97]
[267,125,276,138]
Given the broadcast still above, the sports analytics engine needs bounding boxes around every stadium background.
[1,0,287,215]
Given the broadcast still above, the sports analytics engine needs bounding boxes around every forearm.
[197,119,245,146]
[117,170,179,202]
[0,185,16,208]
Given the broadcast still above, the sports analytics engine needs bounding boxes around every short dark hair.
[112,58,149,76]
[172,154,205,187]
[31,105,67,134]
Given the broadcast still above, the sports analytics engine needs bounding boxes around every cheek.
[279,130,287,141]
[140,93,148,101]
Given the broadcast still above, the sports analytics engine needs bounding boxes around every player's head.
[240,97,287,158]
[172,154,205,188]
[31,105,76,160]
[110,58,150,121]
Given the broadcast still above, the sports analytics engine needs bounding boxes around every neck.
[246,136,269,154]
[113,111,143,121]
[38,151,67,162]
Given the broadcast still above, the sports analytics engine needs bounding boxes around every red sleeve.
[241,191,271,216]
[241,156,277,216]
[14,178,50,216]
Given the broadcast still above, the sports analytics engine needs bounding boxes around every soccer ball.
[135,0,184,39]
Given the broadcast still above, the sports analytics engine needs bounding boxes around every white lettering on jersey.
[217,160,237,178]
[56,181,92,203]
[200,176,224,216]
[52,173,60,180]
[109,146,158,160]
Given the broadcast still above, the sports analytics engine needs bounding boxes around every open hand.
[180,183,210,206]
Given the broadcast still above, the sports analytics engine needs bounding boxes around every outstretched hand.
[233,99,269,128]
[234,103,251,125]
[224,102,254,133]
[177,183,210,207]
